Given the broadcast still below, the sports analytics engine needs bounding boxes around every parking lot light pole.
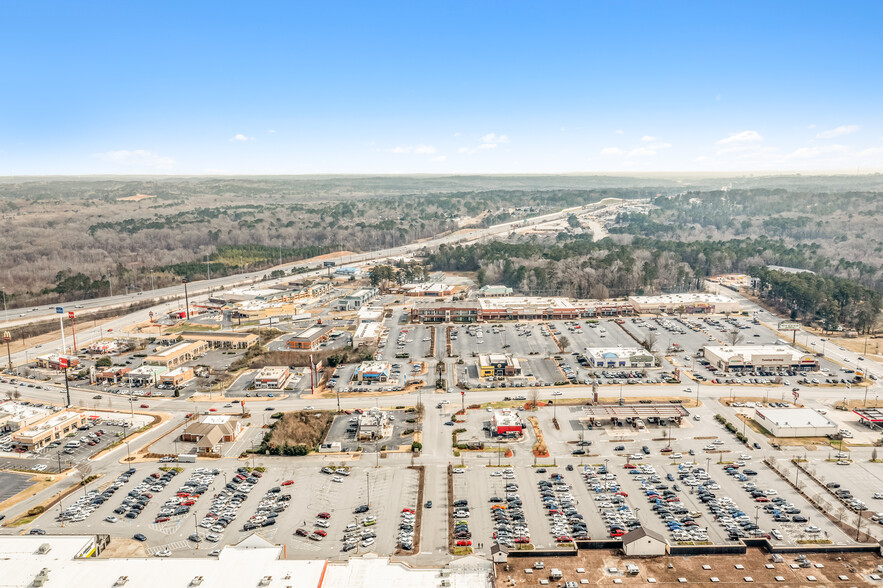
[366,472,370,507]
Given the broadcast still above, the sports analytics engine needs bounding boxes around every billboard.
[778,322,800,331]
[323,261,337,267]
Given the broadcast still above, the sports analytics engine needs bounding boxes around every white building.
[0,534,492,588]
[753,407,838,437]
[356,305,384,324]
[353,322,383,347]
[253,366,290,389]
[628,293,741,314]
[621,527,667,556]
[585,347,656,368]
[703,345,819,372]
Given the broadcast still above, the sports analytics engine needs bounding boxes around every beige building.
[621,527,667,556]
[703,345,819,372]
[143,340,209,369]
[180,415,242,454]
[253,366,290,389]
[159,366,195,387]
[12,411,87,450]
[628,293,741,315]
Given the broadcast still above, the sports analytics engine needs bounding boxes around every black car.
[354,505,369,513]
[753,442,761,449]
[792,515,808,523]
[133,533,147,541]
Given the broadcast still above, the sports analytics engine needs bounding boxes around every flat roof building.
[254,366,290,389]
[410,297,633,323]
[335,287,378,311]
[400,282,455,297]
[357,407,388,440]
[703,345,819,372]
[355,361,391,382]
[753,407,837,437]
[35,354,80,370]
[356,306,384,324]
[629,293,741,314]
[410,300,480,323]
[125,364,168,385]
[585,347,656,368]
[159,366,195,387]
[353,322,383,347]
[492,408,523,436]
[11,410,86,450]
[143,340,209,369]
[479,284,514,297]
[287,325,334,350]
[0,401,52,432]
[478,353,521,378]
[177,331,258,349]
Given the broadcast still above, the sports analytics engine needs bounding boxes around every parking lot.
[324,409,421,453]
[36,462,419,559]
[0,471,36,503]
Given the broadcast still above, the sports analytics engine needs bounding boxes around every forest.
[1,174,881,315]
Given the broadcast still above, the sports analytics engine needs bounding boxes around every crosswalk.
[149,519,184,535]
[146,540,190,555]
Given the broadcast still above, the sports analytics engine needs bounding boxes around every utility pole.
[57,307,67,355]
[366,471,371,507]
[62,364,71,407]
[3,331,11,371]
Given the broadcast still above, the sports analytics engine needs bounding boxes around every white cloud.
[267,129,276,134]
[453,132,461,137]
[432,155,447,162]
[807,124,816,129]
[858,146,883,157]
[613,129,624,135]
[600,147,624,156]
[627,147,656,158]
[648,142,672,150]
[392,144,437,155]
[716,130,763,145]
[640,135,658,142]
[715,94,722,101]
[230,134,254,142]
[481,133,509,144]
[816,125,859,139]
[478,143,497,150]
[786,144,850,159]
[95,149,174,169]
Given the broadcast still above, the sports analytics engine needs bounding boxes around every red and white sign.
[68,311,75,319]
[792,390,799,399]
[58,357,69,369]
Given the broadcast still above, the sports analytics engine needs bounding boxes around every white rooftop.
[629,293,736,304]
[202,415,232,425]
[585,347,652,359]
[0,535,493,588]
[754,407,835,429]
[704,345,811,361]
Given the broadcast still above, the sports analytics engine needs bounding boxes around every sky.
[1,1,882,175]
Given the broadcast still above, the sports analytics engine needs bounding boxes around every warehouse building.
[584,347,656,368]
[12,410,86,450]
[159,366,195,388]
[492,408,524,436]
[477,353,522,377]
[353,322,383,347]
[355,361,391,382]
[253,366,290,389]
[753,407,837,437]
[335,287,378,311]
[287,325,334,350]
[703,345,819,372]
[410,296,634,323]
[143,340,209,369]
[628,293,741,314]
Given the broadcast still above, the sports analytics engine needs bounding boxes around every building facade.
[477,354,522,377]
[703,345,819,372]
[253,366,290,389]
[12,411,87,450]
[143,340,209,369]
[287,325,334,350]
[585,347,656,368]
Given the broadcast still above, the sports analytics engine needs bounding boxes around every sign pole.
[3,331,11,371]
[60,359,71,407]
[56,307,67,355]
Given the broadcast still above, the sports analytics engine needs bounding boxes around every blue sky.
[2,1,882,174]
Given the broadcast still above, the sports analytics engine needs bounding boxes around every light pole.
[182,279,191,320]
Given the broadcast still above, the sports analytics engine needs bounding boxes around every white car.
[771,529,783,540]
[804,526,821,533]
[34,464,48,472]
[155,549,172,557]
[105,516,119,523]
[331,476,343,483]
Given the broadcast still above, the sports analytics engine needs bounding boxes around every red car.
[312,529,327,537]
[139,404,149,408]
[252,472,262,478]
[185,413,193,418]
[177,492,191,498]
[154,516,170,523]
[455,540,472,546]
[182,500,195,506]
[555,535,572,542]
[755,497,770,502]
[610,529,625,538]
[317,512,331,519]
[282,480,294,486]
[209,408,217,412]
[514,537,530,543]
[615,491,628,497]
[402,508,415,514]
[623,464,636,469]
[295,528,308,537]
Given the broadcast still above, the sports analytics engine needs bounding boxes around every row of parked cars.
[540,473,585,542]
[639,463,707,543]
[242,487,290,533]
[60,470,132,524]
[584,464,638,538]
[154,467,217,522]
[110,467,173,521]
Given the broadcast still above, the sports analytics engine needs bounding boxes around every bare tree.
[727,329,745,346]
[558,336,570,351]
[872,447,878,462]
[529,388,540,410]
[642,331,658,353]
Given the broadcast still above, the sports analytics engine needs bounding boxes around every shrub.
[27,506,44,516]
[411,441,422,452]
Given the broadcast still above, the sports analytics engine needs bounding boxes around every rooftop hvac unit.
[259,577,272,587]
[37,543,51,554]
[114,576,129,586]
[190,577,204,586]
